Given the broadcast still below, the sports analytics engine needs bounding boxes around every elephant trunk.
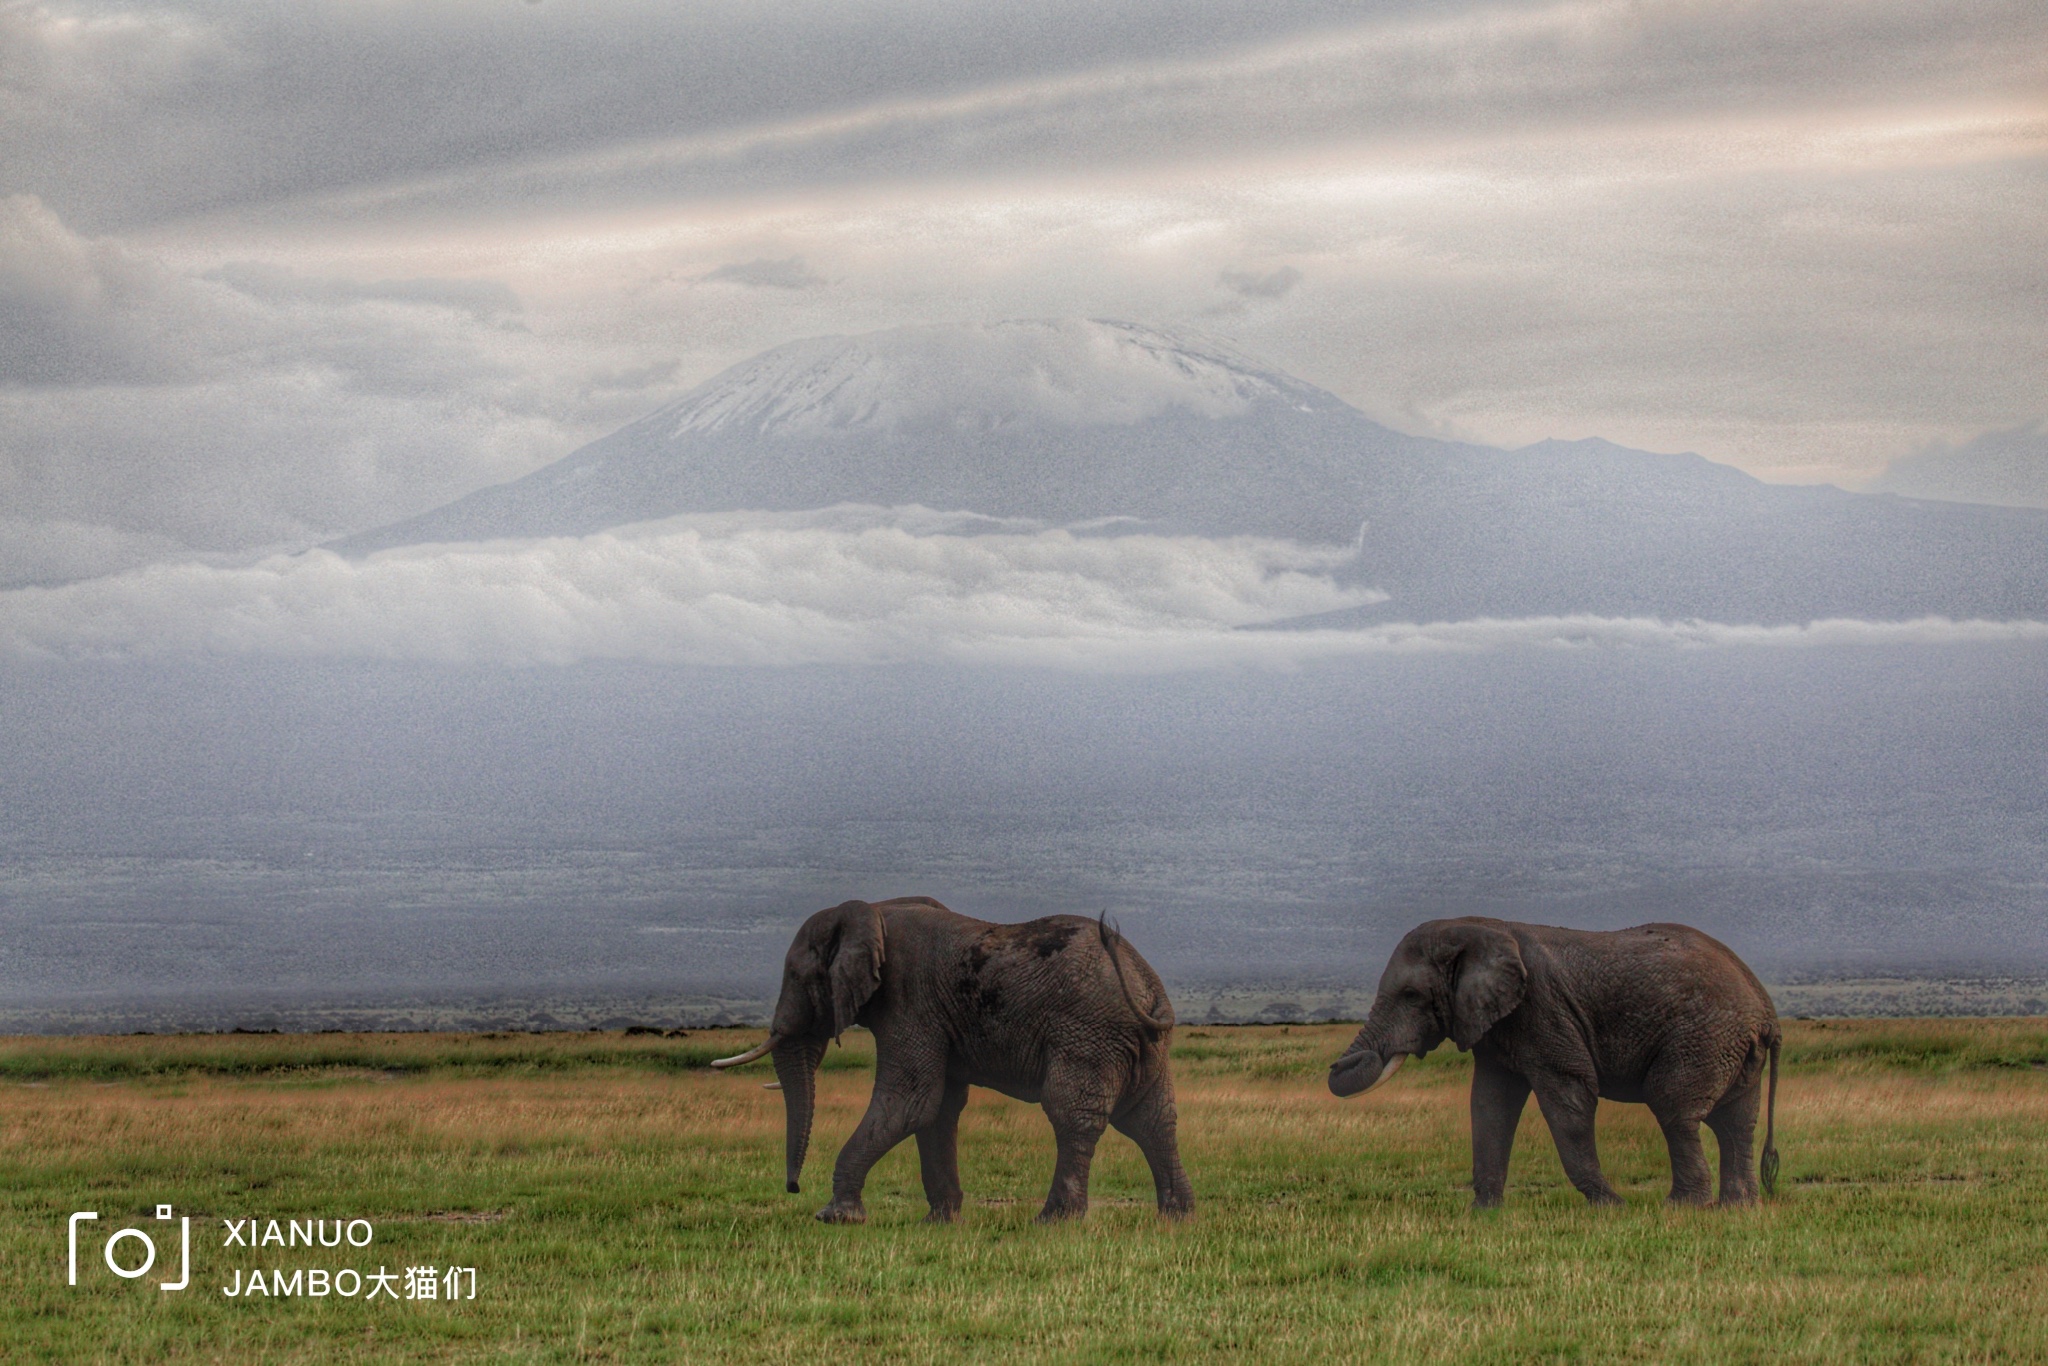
[1328,1015,1406,1098]
[773,1037,827,1194]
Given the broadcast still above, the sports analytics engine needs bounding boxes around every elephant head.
[710,900,885,1192]
[1329,917,1527,1098]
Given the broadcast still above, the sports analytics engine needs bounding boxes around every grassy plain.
[4,1020,2045,1363]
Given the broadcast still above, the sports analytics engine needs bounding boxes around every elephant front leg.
[1470,1054,1531,1208]
[1531,1074,1622,1207]
[821,1083,942,1224]
[914,1083,970,1224]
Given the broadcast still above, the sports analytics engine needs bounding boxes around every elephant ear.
[825,900,886,1039]
[1445,920,1528,1051]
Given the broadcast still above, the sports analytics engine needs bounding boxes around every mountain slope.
[334,319,2048,625]
[334,319,1449,550]
[1333,438,2048,624]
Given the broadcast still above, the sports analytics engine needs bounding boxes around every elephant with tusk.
[712,896,1193,1225]
[1329,917,1781,1208]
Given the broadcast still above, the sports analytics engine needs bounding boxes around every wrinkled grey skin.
[723,897,1193,1225]
[1329,918,1781,1208]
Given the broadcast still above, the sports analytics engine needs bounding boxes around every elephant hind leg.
[915,1082,970,1224]
[1705,1079,1763,1206]
[1110,1071,1194,1218]
[1038,1064,1114,1223]
[1653,1111,1716,1206]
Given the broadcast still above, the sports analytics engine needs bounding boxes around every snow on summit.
[331,316,1402,553]
[657,319,1337,436]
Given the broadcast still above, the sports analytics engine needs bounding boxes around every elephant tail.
[1759,1030,1782,1198]
[1098,912,1174,1036]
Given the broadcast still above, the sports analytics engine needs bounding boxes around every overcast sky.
[3,0,2044,579]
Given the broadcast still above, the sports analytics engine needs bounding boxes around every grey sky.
[2,0,2044,574]
[3,4,2046,1020]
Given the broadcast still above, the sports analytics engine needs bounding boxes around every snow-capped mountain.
[335,319,2048,624]
[652,318,1342,436]
[333,319,1441,552]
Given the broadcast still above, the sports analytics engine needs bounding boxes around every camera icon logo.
[68,1205,190,1291]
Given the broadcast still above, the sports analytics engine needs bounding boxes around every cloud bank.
[11,1,2039,233]
[0,196,671,568]
[1868,422,2048,509]
[4,510,2040,671]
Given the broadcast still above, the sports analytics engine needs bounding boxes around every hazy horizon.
[6,639,2046,1030]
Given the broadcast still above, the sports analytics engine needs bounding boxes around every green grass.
[4,1020,2045,1363]
[0,1030,874,1084]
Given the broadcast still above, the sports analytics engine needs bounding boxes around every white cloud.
[0,516,190,586]
[0,511,1376,667]
[3,0,1388,232]
[1219,266,1301,300]
[0,198,684,561]
[699,258,826,291]
[0,193,202,387]
[209,0,2047,229]
[4,510,2039,671]
[1866,422,2048,509]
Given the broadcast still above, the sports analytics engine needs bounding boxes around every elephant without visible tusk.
[1330,916,1781,1209]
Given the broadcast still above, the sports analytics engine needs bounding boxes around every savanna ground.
[3,1020,2045,1363]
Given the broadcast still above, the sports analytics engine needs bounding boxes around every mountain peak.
[646,318,1340,438]
[327,318,2048,630]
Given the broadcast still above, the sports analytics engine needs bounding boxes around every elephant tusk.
[709,1037,778,1069]
[1362,1054,1405,1093]
[763,1082,782,1090]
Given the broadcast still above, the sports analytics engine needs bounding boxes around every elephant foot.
[815,1200,867,1225]
[1582,1189,1625,1208]
[1666,1190,1714,1208]
[922,1206,961,1225]
[1471,1193,1506,1211]
[1034,1203,1087,1224]
[1155,1199,1195,1221]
